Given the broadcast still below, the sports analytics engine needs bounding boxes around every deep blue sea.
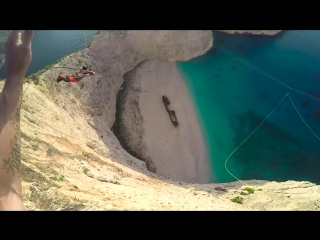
[178,30,320,184]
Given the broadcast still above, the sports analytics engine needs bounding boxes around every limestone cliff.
[43,30,213,176]
[85,30,213,129]
[216,30,282,36]
[0,30,319,210]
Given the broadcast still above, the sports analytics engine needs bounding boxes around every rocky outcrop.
[38,30,213,175]
[84,30,213,129]
[216,30,282,36]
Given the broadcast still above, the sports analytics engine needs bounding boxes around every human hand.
[6,30,34,80]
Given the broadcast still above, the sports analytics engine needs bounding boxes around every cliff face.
[0,30,319,210]
[216,30,282,36]
[84,30,213,129]
[84,30,213,177]
[36,30,213,163]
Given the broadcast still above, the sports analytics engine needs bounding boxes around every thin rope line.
[223,91,320,210]
[210,42,318,209]
[224,93,289,185]
[288,94,320,141]
[212,44,320,102]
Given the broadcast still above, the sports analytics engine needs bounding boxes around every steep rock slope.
[45,30,214,175]
[81,30,213,129]
[1,79,319,210]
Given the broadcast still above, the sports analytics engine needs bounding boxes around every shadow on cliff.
[80,30,216,182]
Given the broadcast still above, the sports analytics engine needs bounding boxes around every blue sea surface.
[178,30,320,184]
[0,30,98,79]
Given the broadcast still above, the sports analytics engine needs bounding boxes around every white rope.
[213,44,320,102]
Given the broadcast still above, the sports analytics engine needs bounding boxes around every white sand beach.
[137,59,211,183]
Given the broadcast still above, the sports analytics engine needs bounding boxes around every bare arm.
[0,30,34,210]
[0,76,24,133]
[0,78,24,210]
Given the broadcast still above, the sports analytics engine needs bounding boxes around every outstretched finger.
[22,30,34,48]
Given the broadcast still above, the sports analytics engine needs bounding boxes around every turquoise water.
[0,30,98,79]
[178,30,320,184]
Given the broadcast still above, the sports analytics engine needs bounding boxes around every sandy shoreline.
[135,59,211,183]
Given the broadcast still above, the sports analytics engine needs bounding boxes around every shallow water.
[178,30,320,184]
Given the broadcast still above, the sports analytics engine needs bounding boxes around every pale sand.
[138,59,212,183]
